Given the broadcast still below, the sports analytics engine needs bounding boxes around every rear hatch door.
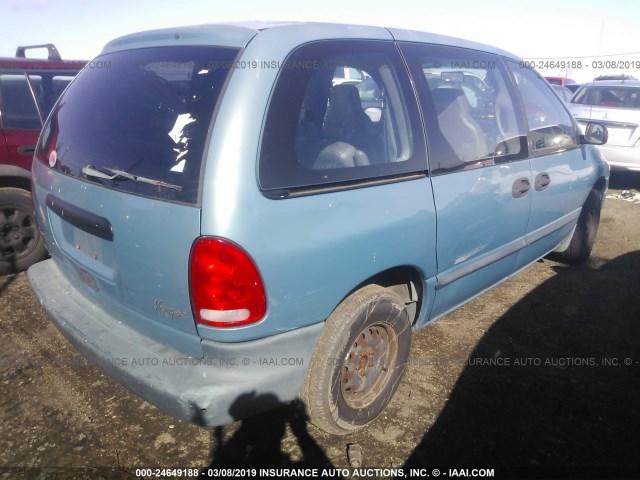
[32,46,239,356]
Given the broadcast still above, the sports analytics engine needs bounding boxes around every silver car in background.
[568,80,640,171]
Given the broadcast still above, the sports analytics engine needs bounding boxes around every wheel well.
[593,176,607,195]
[349,266,424,325]
[0,176,31,191]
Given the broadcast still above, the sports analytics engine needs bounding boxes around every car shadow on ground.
[194,251,639,471]
[609,170,640,190]
[404,251,640,469]
[200,394,335,469]
[0,273,17,295]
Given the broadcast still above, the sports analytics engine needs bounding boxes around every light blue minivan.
[28,22,609,434]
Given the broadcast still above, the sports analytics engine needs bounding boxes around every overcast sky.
[2,0,640,82]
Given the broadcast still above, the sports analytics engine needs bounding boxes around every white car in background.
[569,80,640,171]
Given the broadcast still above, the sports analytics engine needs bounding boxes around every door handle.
[512,177,531,198]
[17,145,36,155]
[535,172,551,191]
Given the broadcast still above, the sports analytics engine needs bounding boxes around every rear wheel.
[0,188,47,275]
[300,284,411,435]
[552,189,602,265]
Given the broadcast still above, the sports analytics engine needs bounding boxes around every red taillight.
[189,237,266,328]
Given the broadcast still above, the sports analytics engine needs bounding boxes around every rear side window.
[51,76,75,107]
[37,47,239,205]
[507,62,578,153]
[0,73,76,130]
[259,40,426,194]
[0,74,42,129]
[572,86,640,109]
[399,43,528,174]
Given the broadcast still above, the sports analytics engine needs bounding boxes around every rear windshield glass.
[571,86,640,109]
[37,46,239,204]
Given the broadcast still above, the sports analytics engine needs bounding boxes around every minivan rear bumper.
[28,259,323,426]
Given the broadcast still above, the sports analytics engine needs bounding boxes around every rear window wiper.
[82,165,183,192]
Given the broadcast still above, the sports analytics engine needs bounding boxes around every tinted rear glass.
[0,74,42,129]
[37,47,239,204]
[259,40,426,193]
[0,73,76,130]
[571,86,640,109]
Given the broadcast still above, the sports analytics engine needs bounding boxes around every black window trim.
[257,39,429,198]
[262,171,427,199]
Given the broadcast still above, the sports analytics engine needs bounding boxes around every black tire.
[552,189,602,265]
[0,187,47,275]
[300,284,411,435]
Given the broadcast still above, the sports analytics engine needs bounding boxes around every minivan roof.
[101,21,520,60]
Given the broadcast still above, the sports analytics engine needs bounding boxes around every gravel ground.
[1,172,639,479]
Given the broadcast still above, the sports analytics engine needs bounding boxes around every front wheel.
[552,189,602,265]
[300,284,411,435]
[0,188,47,275]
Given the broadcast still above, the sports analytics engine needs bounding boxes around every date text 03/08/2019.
[192,467,496,478]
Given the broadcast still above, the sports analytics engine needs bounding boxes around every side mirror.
[581,122,608,145]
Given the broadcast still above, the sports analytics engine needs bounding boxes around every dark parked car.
[0,44,85,274]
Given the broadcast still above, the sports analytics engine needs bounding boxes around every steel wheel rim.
[341,322,398,409]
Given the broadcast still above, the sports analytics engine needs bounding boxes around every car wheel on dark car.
[300,284,412,435]
[0,188,47,275]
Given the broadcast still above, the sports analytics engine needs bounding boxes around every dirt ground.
[1,172,639,479]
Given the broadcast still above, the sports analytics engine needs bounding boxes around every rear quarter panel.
[199,25,437,342]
